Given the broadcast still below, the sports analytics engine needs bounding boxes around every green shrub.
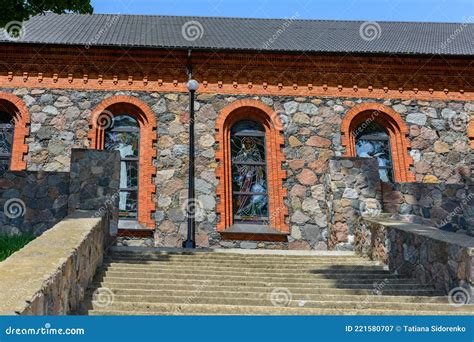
[0,234,35,262]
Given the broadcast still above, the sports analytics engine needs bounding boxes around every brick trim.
[341,103,415,183]
[88,95,157,228]
[469,119,474,149]
[0,92,29,171]
[215,99,288,234]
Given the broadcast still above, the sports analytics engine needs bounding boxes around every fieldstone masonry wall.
[0,171,69,236]
[325,157,382,250]
[383,181,474,236]
[0,149,119,236]
[0,86,472,249]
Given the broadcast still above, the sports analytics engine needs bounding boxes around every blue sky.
[91,0,474,23]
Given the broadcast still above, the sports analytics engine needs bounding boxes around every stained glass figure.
[105,115,140,219]
[230,120,269,223]
[355,121,394,182]
[0,112,14,175]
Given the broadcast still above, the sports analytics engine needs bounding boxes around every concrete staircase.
[78,248,473,315]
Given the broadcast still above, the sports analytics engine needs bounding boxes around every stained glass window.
[104,115,140,219]
[0,112,14,175]
[355,121,394,182]
[230,120,269,223]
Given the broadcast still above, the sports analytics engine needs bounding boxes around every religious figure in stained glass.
[104,115,140,219]
[230,120,269,223]
[0,112,14,175]
[355,121,394,182]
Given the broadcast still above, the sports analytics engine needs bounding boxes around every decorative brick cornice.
[341,102,415,183]
[0,92,29,171]
[88,95,157,229]
[1,46,473,101]
[215,99,288,234]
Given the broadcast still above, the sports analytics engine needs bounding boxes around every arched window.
[355,121,394,183]
[104,115,140,220]
[215,99,288,238]
[0,112,14,174]
[341,103,415,183]
[89,96,157,230]
[230,120,269,223]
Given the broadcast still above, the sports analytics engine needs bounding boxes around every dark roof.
[1,13,473,56]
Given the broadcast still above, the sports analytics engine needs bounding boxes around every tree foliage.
[0,0,93,28]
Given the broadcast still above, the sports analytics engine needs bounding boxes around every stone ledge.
[363,217,474,252]
[357,216,473,294]
[0,210,108,315]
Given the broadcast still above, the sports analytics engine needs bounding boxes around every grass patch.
[0,234,35,262]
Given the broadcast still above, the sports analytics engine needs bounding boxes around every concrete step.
[96,269,413,282]
[92,281,443,296]
[84,302,473,316]
[94,277,430,290]
[84,294,472,312]
[102,262,388,273]
[89,287,450,304]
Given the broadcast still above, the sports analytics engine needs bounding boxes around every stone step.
[85,294,471,312]
[84,302,473,316]
[106,254,366,264]
[93,281,443,296]
[95,276,428,289]
[90,287,450,304]
[102,262,388,273]
[97,269,406,282]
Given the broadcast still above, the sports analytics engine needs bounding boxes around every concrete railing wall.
[0,211,109,315]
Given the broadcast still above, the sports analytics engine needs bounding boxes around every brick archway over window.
[341,103,415,183]
[215,99,288,234]
[88,95,157,228]
[469,119,474,149]
[0,92,30,171]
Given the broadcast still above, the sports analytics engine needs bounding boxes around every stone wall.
[0,149,119,237]
[356,216,473,296]
[0,211,109,315]
[383,181,474,236]
[2,87,472,249]
[68,149,120,234]
[0,170,69,236]
[325,157,382,250]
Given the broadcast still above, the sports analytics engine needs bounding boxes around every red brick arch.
[341,102,415,183]
[0,92,30,171]
[215,99,288,234]
[88,95,157,228]
[469,118,474,149]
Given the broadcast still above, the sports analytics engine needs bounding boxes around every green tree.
[0,0,93,28]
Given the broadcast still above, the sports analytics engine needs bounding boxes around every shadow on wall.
[0,148,120,237]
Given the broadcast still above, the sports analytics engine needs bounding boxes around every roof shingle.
[1,13,472,56]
